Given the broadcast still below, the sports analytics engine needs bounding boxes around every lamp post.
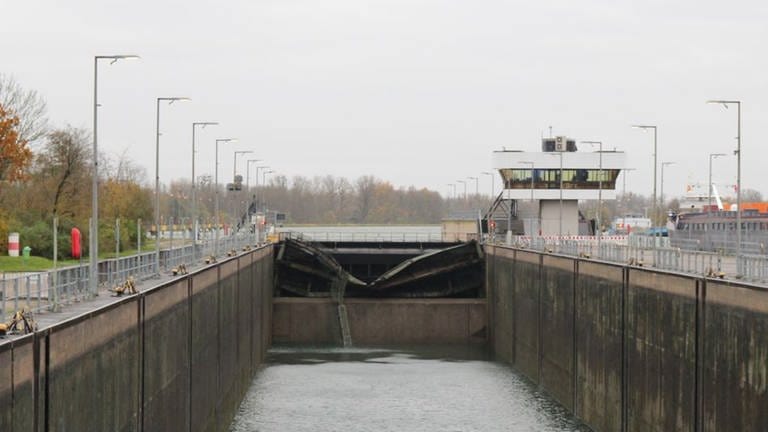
[254,165,270,211]
[660,161,675,218]
[631,125,658,226]
[154,97,190,275]
[246,159,262,190]
[446,183,456,199]
[262,169,274,186]
[582,141,604,245]
[261,170,274,215]
[214,138,237,257]
[708,153,727,212]
[255,166,270,188]
[192,122,218,249]
[467,176,479,197]
[456,180,467,201]
[233,150,254,180]
[91,54,139,296]
[707,100,742,271]
[481,172,495,198]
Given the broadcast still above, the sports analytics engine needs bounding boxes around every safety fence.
[277,230,447,243]
[1,232,261,320]
[504,235,768,285]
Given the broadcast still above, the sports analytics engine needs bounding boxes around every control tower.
[491,136,625,237]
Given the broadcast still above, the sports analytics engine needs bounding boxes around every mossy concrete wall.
[0,245,273,432]
[486,244,768,432]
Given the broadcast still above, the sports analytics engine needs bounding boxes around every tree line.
[0,74,487,258]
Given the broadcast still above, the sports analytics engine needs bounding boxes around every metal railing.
[1,272,48,317]
[277,230,446,243]
[1,231,262,320]
[501,234,768,285]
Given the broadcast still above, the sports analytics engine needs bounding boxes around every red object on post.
[71,228,81,259]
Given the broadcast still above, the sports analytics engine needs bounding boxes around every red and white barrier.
[8,232,19,257]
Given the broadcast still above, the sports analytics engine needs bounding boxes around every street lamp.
[192,122,218,247]
[456,180,467,201]
[660,161,675,217]
[155,97,191,275]
[481,172,495,198]
[631,125,658,226]
[707,99,742,271]
[255,166,270,186]
[708,153,727,212]
[233,150,254,180]
[446,183,456,199]
[467,176,479,197]
[246,159,262,190]
[91,54,139,296]
[582,141,604,243]
[254,165,270,210]
[214,138,237,257]
[262,169,274,185]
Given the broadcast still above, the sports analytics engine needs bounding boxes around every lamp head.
[99,54,141,64]
[631,125,656,130]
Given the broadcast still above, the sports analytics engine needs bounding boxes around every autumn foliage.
[0,103,32,182]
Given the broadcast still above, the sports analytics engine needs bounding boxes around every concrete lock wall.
[272,298,486,345]
[486,245,768,432]
[0,245,273,432]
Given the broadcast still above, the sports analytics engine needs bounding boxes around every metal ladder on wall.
[329,280,352,347]
[337,304,352,347]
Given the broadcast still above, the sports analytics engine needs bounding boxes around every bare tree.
[355,175,377,222]
[741,188,763,202]
[112,148,148,184]
[0,74,50,145]
[33,127,91,216]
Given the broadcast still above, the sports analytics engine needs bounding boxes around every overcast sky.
[3,0,767,200]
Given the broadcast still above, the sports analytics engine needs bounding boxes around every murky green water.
[230,345,589,432]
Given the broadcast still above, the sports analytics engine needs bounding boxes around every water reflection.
[230,345,589,432]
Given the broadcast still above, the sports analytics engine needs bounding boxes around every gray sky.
[3,0,767,200]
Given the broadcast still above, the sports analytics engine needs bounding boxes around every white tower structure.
[491,136,625,237]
